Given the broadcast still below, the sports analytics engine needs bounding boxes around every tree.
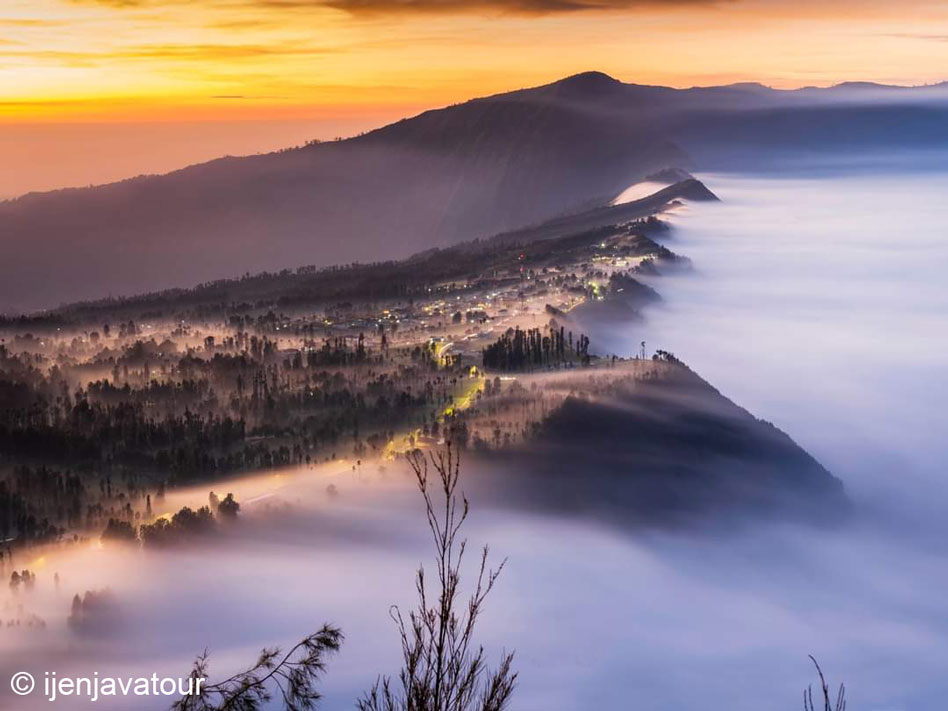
[68,589,119,634]
[101,517,136,542]
[172,626,342,711]
[358,445,517,711]
[140,506,215,548]
[217,493,240,518]
[804,656,846,711]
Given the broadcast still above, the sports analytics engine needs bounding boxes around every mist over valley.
[1,67,947,711]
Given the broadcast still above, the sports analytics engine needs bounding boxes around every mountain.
[488,177,717,247]
[478,362,848,527]
[4,71,948,312]
[0,87,684,312]
[1,176,705,328]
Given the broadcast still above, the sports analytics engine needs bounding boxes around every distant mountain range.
[4,71,948,312]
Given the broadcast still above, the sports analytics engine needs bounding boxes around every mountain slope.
[5,70,948,312]
[488,177,717,247]
[480,363,847,527]
[0,94,684,312]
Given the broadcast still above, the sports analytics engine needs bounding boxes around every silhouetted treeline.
[0,467,84,543]
[0,326,476,550]
[482,326,590,371]
[139,505,216,548]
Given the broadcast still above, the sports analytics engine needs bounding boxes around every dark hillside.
[0,93,683,311]
[482,364,847,527]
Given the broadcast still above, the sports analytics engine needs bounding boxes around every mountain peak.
[721,81,772,92]
[562,70,621,84]
[830,81,900,91]
[546,71,624,96]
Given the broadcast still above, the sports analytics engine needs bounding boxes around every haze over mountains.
[4,71,948,312]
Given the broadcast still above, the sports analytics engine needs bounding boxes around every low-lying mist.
[3,165,947,711]
[6,453,948,711]
[619,170,948,513]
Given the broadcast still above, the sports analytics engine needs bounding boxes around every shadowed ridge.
[486,177,718,248]
[480,363,848,529]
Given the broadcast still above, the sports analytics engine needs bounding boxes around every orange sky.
[4,0,948,196]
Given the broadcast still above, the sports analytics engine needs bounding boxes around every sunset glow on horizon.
[5,0,948,196]
[7,0,948,122]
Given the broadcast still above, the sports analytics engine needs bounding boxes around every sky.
[4,0,948,196]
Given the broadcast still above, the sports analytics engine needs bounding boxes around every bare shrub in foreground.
[358,444,517,711]
[804,655,846,711]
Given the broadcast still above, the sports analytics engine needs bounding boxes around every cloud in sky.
[73,0,719,13]
[315,0,718,14]
[885,32,948,43]
[0,42,332,67]
[7,0,948,129]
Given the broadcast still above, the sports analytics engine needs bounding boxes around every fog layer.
[620,171,948,512]
[3,169,948,711]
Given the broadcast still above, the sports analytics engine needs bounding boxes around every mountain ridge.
[5,71,948,312]
[10,72,948,209]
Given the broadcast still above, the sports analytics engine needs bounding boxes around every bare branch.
[359,444,517,711]
[804,656,846,711]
